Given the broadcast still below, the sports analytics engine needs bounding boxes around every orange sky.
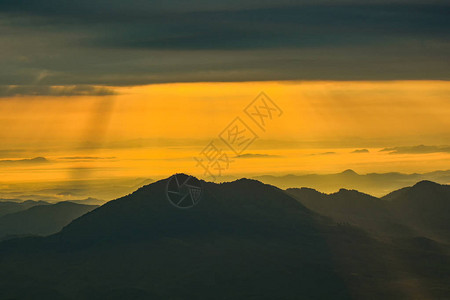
[0,80,449,187]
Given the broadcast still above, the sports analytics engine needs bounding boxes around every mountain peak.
[341,169,358,175]
[335,188,367,196]
[225,177,267,187]
[55,174,312,245]
[412,180,440,188]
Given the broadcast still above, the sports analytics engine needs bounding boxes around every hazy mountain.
[286,188,414,237]
[0,202,98,240]
[0,177,154,204]
[0,200,50,217]
[0,176,350,299]
[0,175,448,299]
[62,197,106,205]
[383,181,450,242]
[255,169,450,197]
[287,181,450,242]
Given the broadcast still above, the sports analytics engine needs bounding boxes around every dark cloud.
[0,85,116,98]
[380,145,450,154]
[91,5,449,51]
[0,1,448,89]
[352,149,369,153]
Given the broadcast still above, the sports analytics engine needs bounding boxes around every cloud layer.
[381,145,450,154]
[0,0,448,94]
[0,85,116,97]
[0,157,49,165]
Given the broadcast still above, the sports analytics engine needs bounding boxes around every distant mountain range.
[63,197,106,205]
[0,200,50,217]
[383,181,450,241]
[255,169,450,196]
[0,175,448,299]
[0,202,98,240]
[0,177,154,203]
[287,180,450,242]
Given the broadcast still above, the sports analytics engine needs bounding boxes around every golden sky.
[0,80,449,197]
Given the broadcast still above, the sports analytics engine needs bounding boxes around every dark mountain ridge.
[0,175,351,299]
[287,180,450,242]
[0,200,50,217]
[255,169,450,196]
[0,175,448,299]
[0,202,98,240]
[55,176,318,246]
[384,180,450,240]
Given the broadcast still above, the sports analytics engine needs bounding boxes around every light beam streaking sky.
[0,81,449,197]
[0,0,449,200]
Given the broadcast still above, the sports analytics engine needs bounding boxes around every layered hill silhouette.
[57,176,316,244]
[383,181,450,241]
[63,197,105,205]
[0,202,98,240]
[287,181,450,242]
[0,200,50,217]
[0,175,448,299]
[255,169,450,196]
[286,187,413,237]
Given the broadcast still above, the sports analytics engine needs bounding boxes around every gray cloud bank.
[0,157,49,165]
[0,0,449,95]
[0,85,116,97]
[352,149,369,153]
[380,145,450,154]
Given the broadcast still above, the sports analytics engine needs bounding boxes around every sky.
[0,1,449,200]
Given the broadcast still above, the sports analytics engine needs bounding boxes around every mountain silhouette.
[62,197,105,205]
[0,202,98,240]
[287,181,450,241]
[383,180,450,242]
[286,187,414,237]
[0,175,448,299]
[0,175,350,299]
[340,169,359,176]
[0,200,50,217]
[57,176,316,244]
[254,169,450,196]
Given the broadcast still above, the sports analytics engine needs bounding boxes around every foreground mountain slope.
[0,202,98,239]
[0,175,448,299]
[58,177,317,244]
[0,175,350,299]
